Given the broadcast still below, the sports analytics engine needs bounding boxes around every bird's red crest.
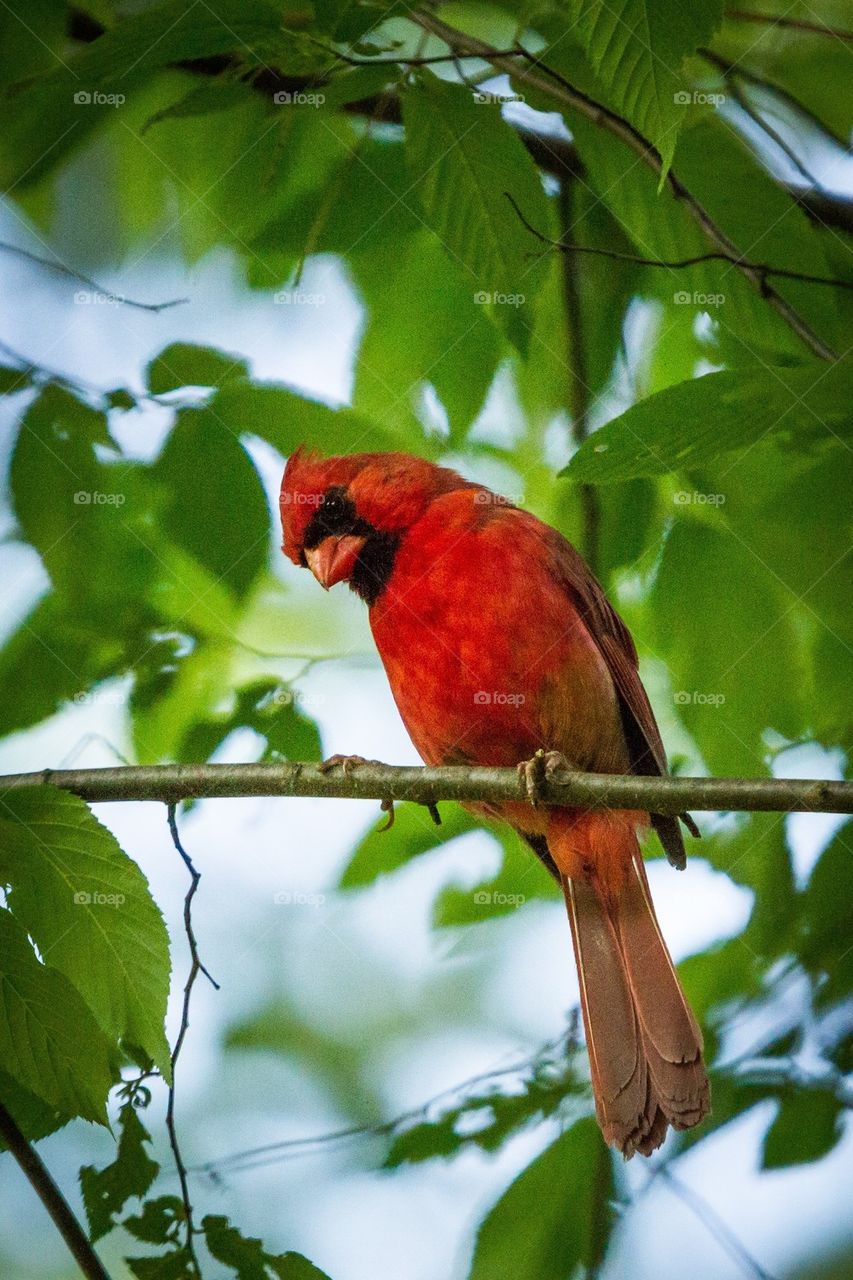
[280,447,474,563]
[280,447,366,563]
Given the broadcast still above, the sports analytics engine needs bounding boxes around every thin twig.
[164,805,220,1278]
[725,10,853,43]
[0,1100,112,1280]
[334,48,523,66]
[0,242,188,312]
[700,52,852,154]
[409,12,838,360]
[657,1168,781,1280]
[700,51,827,188]
[190,1027,576,1177]
[505,193,853,289]
[4,761,852,814]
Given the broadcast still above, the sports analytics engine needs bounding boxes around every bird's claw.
[317,753,378,778]
[518,749,573,806]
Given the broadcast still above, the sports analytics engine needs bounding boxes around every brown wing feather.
[548,533,695,868]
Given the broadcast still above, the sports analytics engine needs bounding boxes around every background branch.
[5,762,852,814]
[0,241,188,312]
[724,9,853,43]
[163,806,219,1278]
[506,193,853,288]
[0,1101,111,1280]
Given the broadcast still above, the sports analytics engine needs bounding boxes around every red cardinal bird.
[281,449,709,1156]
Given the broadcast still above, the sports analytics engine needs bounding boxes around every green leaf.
[561,182,643,403]
[351,231,501,437]
[812,628,853,754]
[713,11,853,151]
[127,1252,197,1280]
[152,407,270,600]
[539,61,842,361]
[468,1117,614,1280]
[799,820,853,1008]
[10,387,159,616]
[145,343,250,394]
[252,133,420,266]
[762,1090,844,1169]
[564,358,853,483]
[124,1196,187,1245]
[339,802,479,889]
[698,813,796,958]
[317,64,395,110]
[211,380,404,455]
[0,1068,71,1146]
[0,593,127,739]
[594,479,658,584]
[203,1215,334,1279]
[0,786,172,1078]
[0,0,66,91]
[403,72,551,351]
[651,519,805,775]
[266,1256,333,1280]
[106,388,137,411]
[567,0,723,172]
[0,0,288,188]
[433,831,558,927]
[0,364,32,394]
[130,640,234,764]
[312,0,396,41]
[386,1049,584,1167]
[143,81,262,133]
[670,115,847,357]
[179,678,322,764]
[0,908,114,1122]
[80,1101,160,1241]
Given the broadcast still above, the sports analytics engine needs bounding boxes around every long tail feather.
[554,815,710,1156]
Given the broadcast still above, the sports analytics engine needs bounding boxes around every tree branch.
[6,762,852,815]
[0,242,188,312]
[724,9,853,44]
[0,1101,111,1280]
[657,1168,781,1280]
[505,193,853,289]
[409,12,838,361]
[163,806,219,1279]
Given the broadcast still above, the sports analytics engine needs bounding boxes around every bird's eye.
[323,492,342,513]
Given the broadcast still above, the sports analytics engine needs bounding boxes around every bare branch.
[658,1169,782,1280]
[7,761,852,815]
[0,242,188,312]
[191,1025,578,1178]
[505,193,853,289]
[0,1101,111,1280]
[724,9,853,44]
[164,805,219,1278]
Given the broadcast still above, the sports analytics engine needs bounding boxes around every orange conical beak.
[305,534,367,589]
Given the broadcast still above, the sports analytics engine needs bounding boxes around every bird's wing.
[545,528,693,868]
